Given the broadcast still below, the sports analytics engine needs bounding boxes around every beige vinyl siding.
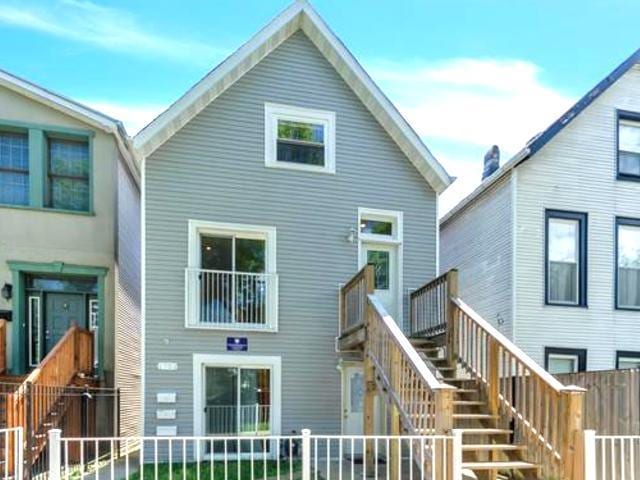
[144,30,438,436]
[515,64,640,370]
[114,158,142,436]
[440,173,514,337]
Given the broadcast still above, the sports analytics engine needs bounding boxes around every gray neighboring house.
[440,48,640,374]
[134,1,451,439]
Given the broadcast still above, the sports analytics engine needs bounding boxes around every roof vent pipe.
[482,145,500,180]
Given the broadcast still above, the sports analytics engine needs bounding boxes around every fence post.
[451,429,463,480]
[445,269,458,364]
[301,429,311,480]
[561,387,585,480]
[583,430,596,480]
[48,429,62,480]
[435,388,455,480]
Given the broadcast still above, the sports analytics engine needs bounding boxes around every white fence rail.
[0,427,23,480]
[586,431,640,480]
[186,268,278,330]
[48,430,461,480]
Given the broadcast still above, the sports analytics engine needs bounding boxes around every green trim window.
[0,130,29,206]
[47,138,90,211]
[0,120,93,214]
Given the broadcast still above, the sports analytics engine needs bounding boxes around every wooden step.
[454,388,479,394]
[453,413,499,420]
[462,444,526,452]
[462,461,538,470]
[454,400,486,406]
[409,338,436,347]
[458,428,512,436]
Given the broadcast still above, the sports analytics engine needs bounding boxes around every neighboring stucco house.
[135,1,451,439]
[440,48,640,374]
[0,69,141,435]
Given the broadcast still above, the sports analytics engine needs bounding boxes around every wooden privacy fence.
[556,368,640,435]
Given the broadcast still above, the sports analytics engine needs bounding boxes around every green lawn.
[128,460,303,480]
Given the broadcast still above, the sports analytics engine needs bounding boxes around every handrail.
[409,270,457,337]
[339,265,372,335]
[450,296,585,480]
[451,297,572,392]
[0,319,6,374]
[368,295,446,391]
[6,325,94,470]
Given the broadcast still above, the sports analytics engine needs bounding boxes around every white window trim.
[547,353,579,373]
[186,219,278,332]
[264,103,336,174]
[193,354,282,460]
[356,208,404,324]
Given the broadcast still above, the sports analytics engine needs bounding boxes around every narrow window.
[47,137,90,211]
[265,104,335,173]
[616,351,640,369]
[28,295,41,367]
[546,210,587,306]
[618,113,640,180]
[545,347,586,374]
[0,130,29,206]
[616,218,640,309]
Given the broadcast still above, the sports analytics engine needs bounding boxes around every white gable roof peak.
[134,1,452,193]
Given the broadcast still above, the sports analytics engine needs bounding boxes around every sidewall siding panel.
[144,31,438,435]
[515,65,640,370]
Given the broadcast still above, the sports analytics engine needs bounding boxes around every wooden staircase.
[410,337,539,478]
[339,266,586,480]
[4,324,94,476]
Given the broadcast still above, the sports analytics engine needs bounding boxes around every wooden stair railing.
[5,324,93,474]
[341,266,457,479]
[411,269,586,480]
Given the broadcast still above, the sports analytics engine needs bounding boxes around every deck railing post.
[363,263,376,471]
[48,429,62,480]
[445,269,458,365]
[301,429,311,480]
[583,430,596,480]
[561,387,585,480]
[435,388,455,480]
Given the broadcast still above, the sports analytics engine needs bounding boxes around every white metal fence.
[586,431,640,480]
[205,404,271,435]
[47,430,461,480]
[0,427,23,480]
[186,268,277,329]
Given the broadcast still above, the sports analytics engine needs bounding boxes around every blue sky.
[1,0,639,213]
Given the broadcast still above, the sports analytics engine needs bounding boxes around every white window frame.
[264,103,336,174]
[186,219,278,332]
[28,295,41,367]
[357,208,404,322]
[547,353,579,374]
[193,354,282,460]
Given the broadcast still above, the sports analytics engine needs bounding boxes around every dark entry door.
[45,293,86,352]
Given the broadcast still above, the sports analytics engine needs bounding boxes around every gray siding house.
[441,49,640,374]
[135,1,451,439]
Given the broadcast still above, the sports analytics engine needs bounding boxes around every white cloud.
[367,58,575,215]
[0,0,224,65]
[83,101,166,135]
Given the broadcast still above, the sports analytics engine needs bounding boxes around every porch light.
[0,283,11,301]
[347,227,358,244]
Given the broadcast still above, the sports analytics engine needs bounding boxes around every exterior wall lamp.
[347,227,358,244]
[1,283,12,301]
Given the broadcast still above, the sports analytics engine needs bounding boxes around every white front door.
[360,242,399,320]
[342,365,364,436]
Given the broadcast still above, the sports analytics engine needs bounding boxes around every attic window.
[618,113,640,180]
[265,103,335,174]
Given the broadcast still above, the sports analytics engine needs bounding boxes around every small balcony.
[186,268,278,331]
